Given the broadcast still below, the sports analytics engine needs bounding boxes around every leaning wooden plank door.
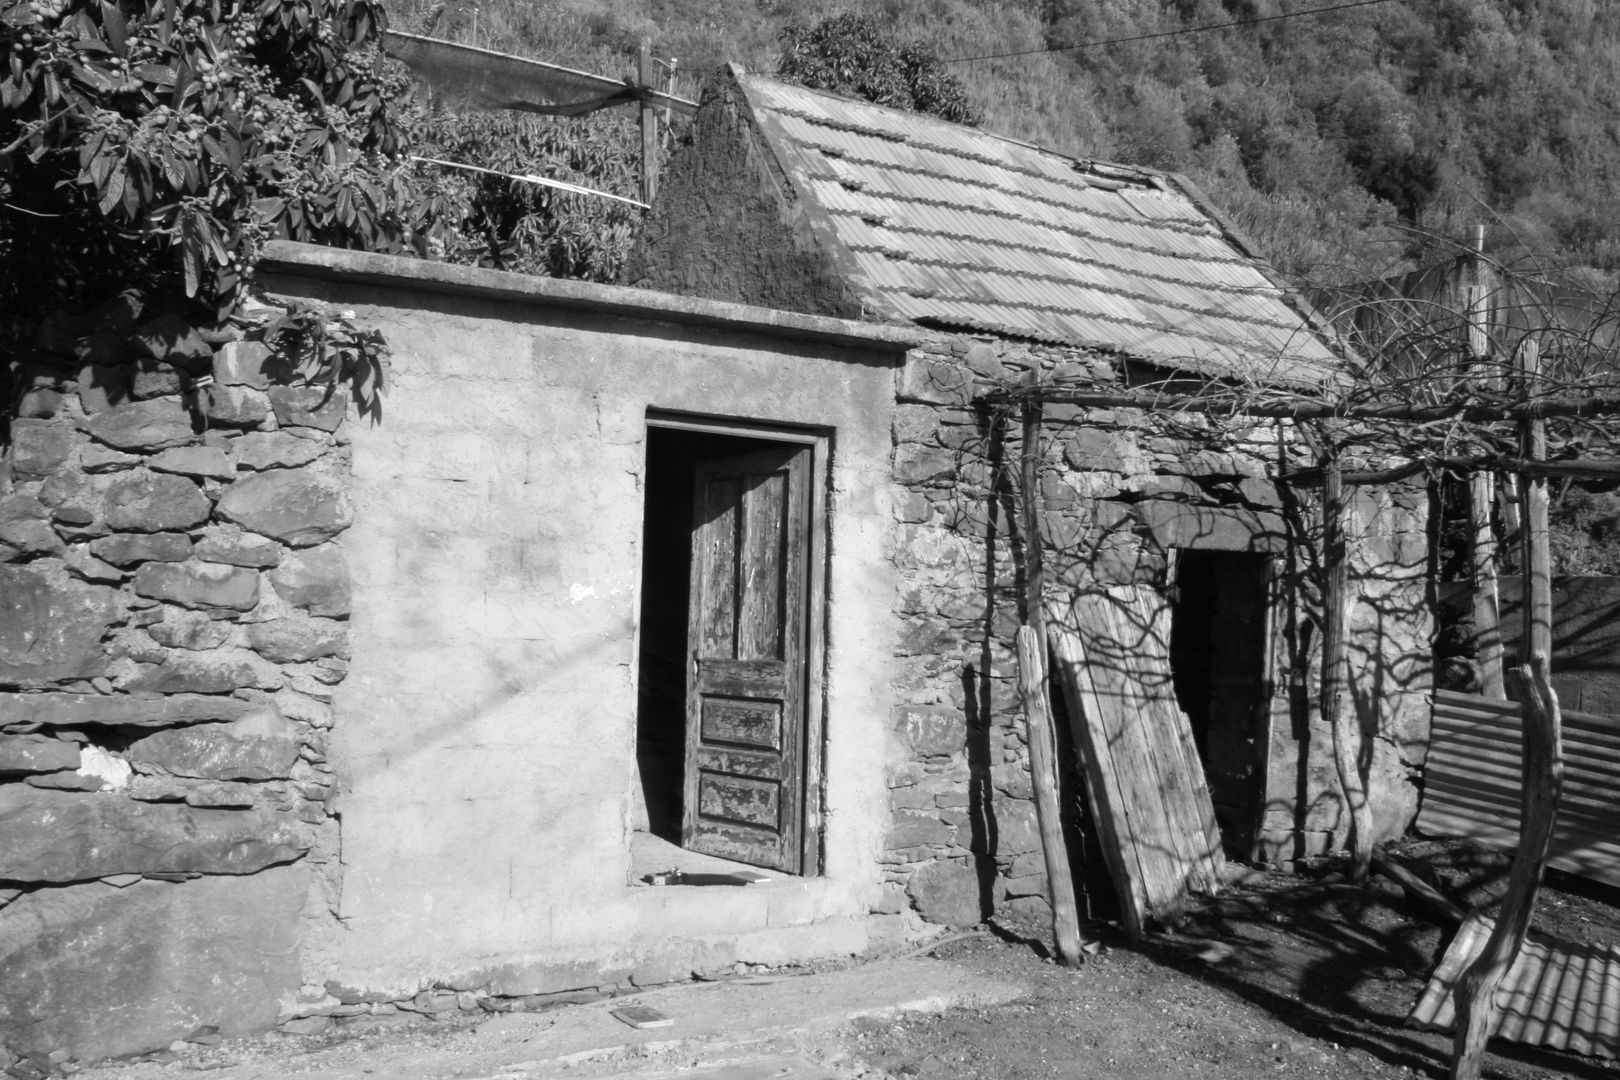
[685,445,810,872]
[1047,585,1224,937]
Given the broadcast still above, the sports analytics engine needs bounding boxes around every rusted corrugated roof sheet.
[1418,690,1620,888]
[1408,911,1620,1058]
[738,74,1345,386]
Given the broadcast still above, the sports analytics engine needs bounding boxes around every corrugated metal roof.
[740,73,1344,386]
[1418,690,1620,889]
[1408,911,1620,1058]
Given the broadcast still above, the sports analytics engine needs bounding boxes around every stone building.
[0,69,1431,1068]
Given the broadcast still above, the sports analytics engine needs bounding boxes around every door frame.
[644,411,830,876]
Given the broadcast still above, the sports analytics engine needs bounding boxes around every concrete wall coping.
[258,242,921,357]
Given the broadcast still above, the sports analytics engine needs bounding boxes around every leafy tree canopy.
[0,0,457,342]
[777,12,978,126]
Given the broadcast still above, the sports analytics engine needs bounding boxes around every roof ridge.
[772,105,1199,226]
[741,72,1168,188]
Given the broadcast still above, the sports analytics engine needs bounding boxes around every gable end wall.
[620,72,868,321]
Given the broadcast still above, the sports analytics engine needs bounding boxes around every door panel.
[685,445,809,872]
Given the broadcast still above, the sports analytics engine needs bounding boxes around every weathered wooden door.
[684,444,810,872]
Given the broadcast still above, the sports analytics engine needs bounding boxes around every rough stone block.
[0,566,119,686]
[85,398,195,452]
[897,355,971,405]
[202,385,271,426]
[232,431,327,471]
[0,735,81,775]
[268,386,349,432]
[147,609,232,651]
[245,617,349,663]
[217,471,352,547]
[193,525,282,567]
[1160,449,1262,479]
[0,516,64,558]
[16,388,63,419]
[80,442,140,472]
[9,419,77,477]
[893,443,958,485]
[212,341,274,389]
[127,708,298,782]
[0,868,305,1062]
[183,782,257,808]
[131,361,184,400]
[122,649,279,694]
[76,362,135,414]
[0,692,257,728]
[25,770,104,791]
[892,704,967,757]
[888,810,955,849]
[133,560,260,611]
[992,802,1041,855]
[90,531,194,566]
[129,312,213,369]
[269,544,349,616]
[61,547,124,583]
[1135,501,1286,553]
[905,858,984,926]
[1064,426,1150,475]
[148,446,235,480]
[1236,477,1283,508]
[0,787,308,882]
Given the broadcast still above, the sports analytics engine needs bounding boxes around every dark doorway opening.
[1169,550,1272,861]
[634,423,817,875]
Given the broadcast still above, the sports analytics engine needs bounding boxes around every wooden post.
[1464,229,1505,698]
[1018,397,1085,967]
[1450,334,1565,1080]
[1322,452,1372,882]
[638,43,658,206]
[1470,472,1505,698]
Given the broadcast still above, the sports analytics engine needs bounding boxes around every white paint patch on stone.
[568,583,598,606]
[78,744,132,790]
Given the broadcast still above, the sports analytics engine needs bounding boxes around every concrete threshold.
[78,957,1027,1080]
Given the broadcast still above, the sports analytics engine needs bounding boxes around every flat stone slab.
[69,956,1026,1079]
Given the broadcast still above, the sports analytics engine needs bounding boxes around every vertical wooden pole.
[1450,335,1565,1080]
[1464,228,1505,697]
[1469,471,1505,697]
[1322,451,1372,882]
[638,43,658,206]
[1018,397,1085,967]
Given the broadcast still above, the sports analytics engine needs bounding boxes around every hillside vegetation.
[384,0,1620,289]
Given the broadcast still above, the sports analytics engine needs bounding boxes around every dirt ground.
[843,839,1620,1080]
[75,839,1620,1080]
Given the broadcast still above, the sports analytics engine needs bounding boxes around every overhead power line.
[939,0,1398,65]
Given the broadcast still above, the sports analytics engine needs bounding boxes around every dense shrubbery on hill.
[385,0,1620,288]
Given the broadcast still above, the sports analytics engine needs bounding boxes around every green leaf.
[100,1,127,56]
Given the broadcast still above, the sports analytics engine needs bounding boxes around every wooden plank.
[1049,628,1148,941]
[695,476,739,658]
[1046,585,1224,937]
[737,468,785,662]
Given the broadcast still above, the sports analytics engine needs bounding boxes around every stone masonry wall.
[883,333,1433,931]
[0,293,354,1069]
